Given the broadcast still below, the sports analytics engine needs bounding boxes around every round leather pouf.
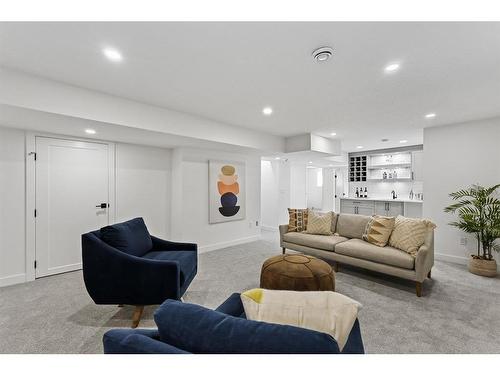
[260,254,335,291]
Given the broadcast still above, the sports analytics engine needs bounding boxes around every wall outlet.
[460,237,468,246]
[255,220,259,227]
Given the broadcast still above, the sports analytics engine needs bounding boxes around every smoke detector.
[312,46,334,62]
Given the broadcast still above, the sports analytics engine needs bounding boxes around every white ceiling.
[1,22,500,152]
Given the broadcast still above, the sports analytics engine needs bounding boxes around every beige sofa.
[279,213,434,296]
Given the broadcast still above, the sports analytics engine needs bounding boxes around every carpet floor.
[1,234,500,354]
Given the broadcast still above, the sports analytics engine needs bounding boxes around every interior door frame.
[25,132,116,281]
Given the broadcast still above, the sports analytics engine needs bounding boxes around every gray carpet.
[1,234,500,354]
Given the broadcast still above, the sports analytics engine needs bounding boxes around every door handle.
[96,203,109,209]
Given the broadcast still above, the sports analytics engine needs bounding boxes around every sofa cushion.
[287,208,308,232]
[362,215,395,247]
[336,214,371,239]
[283,232,349,251]
[154,300,340,354]
[305,211,333,235]
[334,239,415,269]
[100,217,153,257]
[389,216,436,257]
[143,250,197,283]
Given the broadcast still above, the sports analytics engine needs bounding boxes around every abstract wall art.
[209,160,246,223]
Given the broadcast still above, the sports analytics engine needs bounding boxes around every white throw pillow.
[240,288,362,351]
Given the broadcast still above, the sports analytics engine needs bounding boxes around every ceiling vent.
[312,46,334,62]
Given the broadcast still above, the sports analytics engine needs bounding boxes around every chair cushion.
[336,214,371,239]
[154,300,340,354]
[335,239,415,269]
[143,251,197,283]
[283,232,348,251]
[100,217,153,257]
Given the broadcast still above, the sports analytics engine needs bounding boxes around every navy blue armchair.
[82,217,197,328]
[103,293,364,354]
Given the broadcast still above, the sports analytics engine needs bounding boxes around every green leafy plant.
[444,184,500,260]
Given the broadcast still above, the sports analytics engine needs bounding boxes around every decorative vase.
[468,257,497,277]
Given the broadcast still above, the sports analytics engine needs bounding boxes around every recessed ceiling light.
[102,47,123,62]
[384,63,400,73]
[329,164,334,167]
[399,140,408,144]
[330,132,337,136]
[308,161,313,164]
[312,47,334,62]
[274,157,281,160]
[262,107,273,116]
[425,113,436,119]
[356,146,363,149]
[85,129,96,135]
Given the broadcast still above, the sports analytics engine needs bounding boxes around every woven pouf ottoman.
[260,254,335,291]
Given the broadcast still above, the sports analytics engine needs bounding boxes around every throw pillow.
[240,288,362,351]
[389,215,436,257]
[305,210,333,235]
[287,208,308,232]
[362,215,395,247]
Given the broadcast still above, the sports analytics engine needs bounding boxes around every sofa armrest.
[415,245,433,282]
[151,236,198,252]
[279,225,289,247]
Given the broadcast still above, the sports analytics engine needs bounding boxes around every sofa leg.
[427,270,431,279]
[416,282,422,297]
[282,247,286,255]
[118,304,124,307]
[131,306,144,328]
[333,262,339,273]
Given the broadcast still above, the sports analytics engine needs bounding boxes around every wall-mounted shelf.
[368,163,411,170]
[367,177,412,181]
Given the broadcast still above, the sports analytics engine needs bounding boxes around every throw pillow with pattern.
[362,215,395,247]
[287,208,308,232]
[305,210,333,235]
[389,215,436,257]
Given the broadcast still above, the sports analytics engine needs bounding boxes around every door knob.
[96,203,109,209]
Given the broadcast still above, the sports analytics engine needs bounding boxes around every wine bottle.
[355,187,359,198]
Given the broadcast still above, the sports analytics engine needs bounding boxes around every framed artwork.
[209,160,246,223]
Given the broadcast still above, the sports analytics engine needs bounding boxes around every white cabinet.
[411,151,424,181]
[374,201,404,216]
[340,199,374,215]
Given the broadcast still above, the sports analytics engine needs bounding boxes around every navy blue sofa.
[82,217,197,327]
[103,293,364,354]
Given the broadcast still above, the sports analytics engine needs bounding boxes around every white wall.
[260,160,280,230]
[115,143,171,238]
[0,127,26,286]
[306,168,323,210]
[170,148,261,252]
[424,117,500,264]
[0,126,176,287]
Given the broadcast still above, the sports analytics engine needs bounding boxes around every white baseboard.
[260,225,278,232]
[0,273,26,288]
[198,235,262,254]
[435,252,469,265]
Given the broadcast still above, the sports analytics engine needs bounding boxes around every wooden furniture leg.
[416,282,422,297]
[131,306,144,328]
[333,262,339,272]
[282,247,286,254]
[118,304,124,307]
[427,270,431,278]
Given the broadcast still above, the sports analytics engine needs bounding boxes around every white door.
[35,137,111,278]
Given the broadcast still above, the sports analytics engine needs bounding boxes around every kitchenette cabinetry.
[340,198,420,217]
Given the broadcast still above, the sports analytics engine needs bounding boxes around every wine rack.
[349,155,367,182]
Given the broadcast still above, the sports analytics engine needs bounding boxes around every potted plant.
[444,184,500,277]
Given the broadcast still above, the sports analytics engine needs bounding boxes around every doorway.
[32,136,114,278]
